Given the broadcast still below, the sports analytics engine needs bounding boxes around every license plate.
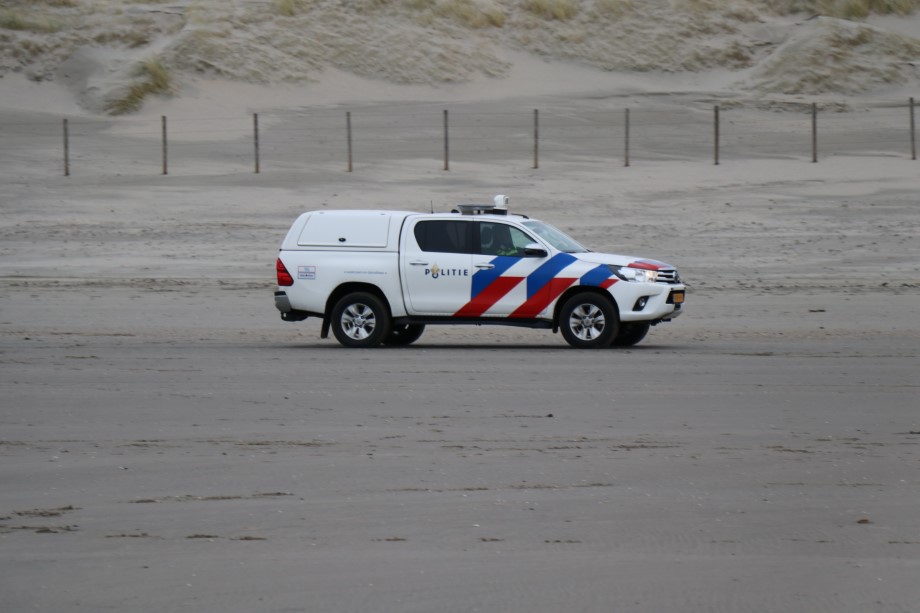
[672,291,685,304]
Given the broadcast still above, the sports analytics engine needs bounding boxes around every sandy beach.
[2,1,920,610]
[2,91,919,610]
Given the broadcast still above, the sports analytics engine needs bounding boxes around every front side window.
[521,221,587,253]
[477,222,534,257]
[413,220,471,253]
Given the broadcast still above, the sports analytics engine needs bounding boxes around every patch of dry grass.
[437,0,506,27]
[106,59,176,115]
[834,0,918,17]
[345,0,401,11]
[678,0,760,22]
[522,0,578,21]
[275,0,311,16]
[593,0,634,18]
[0,9,62,33]
[767,0,919,17]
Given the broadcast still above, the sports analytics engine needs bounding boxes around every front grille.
[656,269,681,284]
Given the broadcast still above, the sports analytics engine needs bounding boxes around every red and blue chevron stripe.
[454,256,521,318]
[454,255,618,319]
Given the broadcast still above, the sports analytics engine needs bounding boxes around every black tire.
[383,323,425,346]
[611,322,650,347]
[330,292,391,348]
[558,293,618,349]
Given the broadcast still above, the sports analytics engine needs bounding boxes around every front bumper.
[615,283,686,323]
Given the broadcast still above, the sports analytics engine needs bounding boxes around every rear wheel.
[611,322,650,347]
[383,324,425,346]
[558,293,618,349]
[330,292,390,348]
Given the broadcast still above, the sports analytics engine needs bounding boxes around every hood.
[573,252,675,271]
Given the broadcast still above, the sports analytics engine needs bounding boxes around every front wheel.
[383,324,425,346]
[611,322,650,347]
[330,292,391,348]
[558,293,618,349]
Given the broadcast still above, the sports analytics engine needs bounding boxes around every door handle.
[409,261,429,266]
[475,263,495,269]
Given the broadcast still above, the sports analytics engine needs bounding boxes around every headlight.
[610,265,658,283]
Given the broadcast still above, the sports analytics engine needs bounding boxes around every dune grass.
[275,0,311,17]
[834,0,918,17]
[522,0,578,21]
[770,0,919,17]
[106,59,176,116]
[0,9,62,33]
[593,0,634,18]
[437,0,506,28]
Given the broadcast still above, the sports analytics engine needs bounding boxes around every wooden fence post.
[161,115,168,175]
[624,108,630,168]
[811,102,818,163]
[714,105,720,166]
[910,97,916,161]
[533,109,539,169]
[253,113,260,174]
[346,111,353,172]
[63,118,70,177]
[443,109,449,171]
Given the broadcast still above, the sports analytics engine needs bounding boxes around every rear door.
[402,218,473,315]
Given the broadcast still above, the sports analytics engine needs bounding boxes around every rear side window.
[414,220,471,254]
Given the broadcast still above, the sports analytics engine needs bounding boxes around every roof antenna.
[430,200,434,214]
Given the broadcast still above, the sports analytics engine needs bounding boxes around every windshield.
[522,221,588,253]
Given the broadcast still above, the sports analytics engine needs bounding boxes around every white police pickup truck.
[274,196,685,348]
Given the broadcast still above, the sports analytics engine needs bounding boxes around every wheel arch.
[552,286,619,332]
[322,283,393,339]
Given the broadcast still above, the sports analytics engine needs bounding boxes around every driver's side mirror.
[523,243,548,258]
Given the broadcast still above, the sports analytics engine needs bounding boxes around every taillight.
[276,258,294,286]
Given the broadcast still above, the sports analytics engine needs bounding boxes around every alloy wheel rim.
[342,304,375,339]
[570,304,605,341]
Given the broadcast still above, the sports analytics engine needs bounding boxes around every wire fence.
[1,99,917,177]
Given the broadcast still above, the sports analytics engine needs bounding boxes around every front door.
[459,221,575,319]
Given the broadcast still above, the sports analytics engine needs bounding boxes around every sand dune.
[2,0,920,114]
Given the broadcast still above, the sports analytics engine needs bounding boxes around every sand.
[2,8,920,610]
[5,0,920,113]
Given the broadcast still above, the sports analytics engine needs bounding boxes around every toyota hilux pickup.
[274,196,685,348]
